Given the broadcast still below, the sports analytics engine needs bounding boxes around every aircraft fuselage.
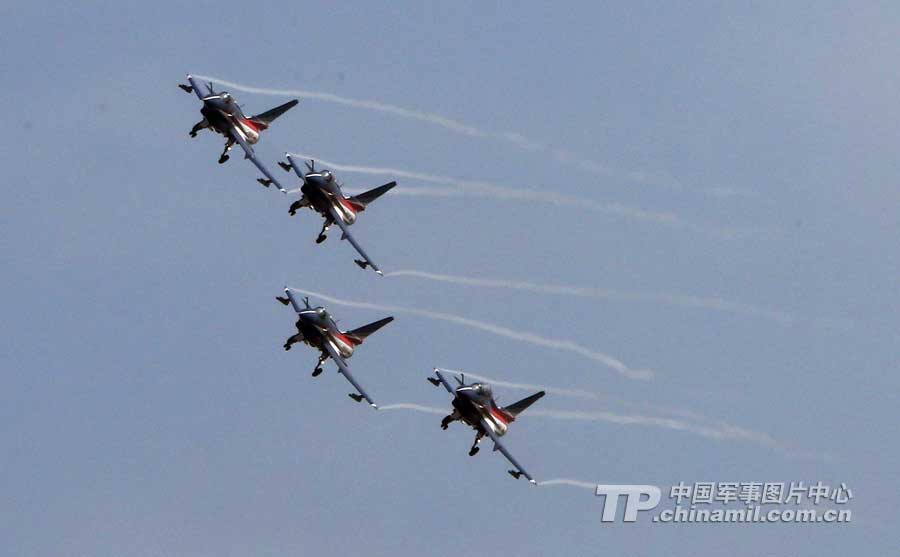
[200,97,261,145]
[294,310,358,359]
[452,388,512,436]
[301,174,364,225]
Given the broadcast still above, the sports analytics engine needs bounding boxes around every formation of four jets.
[181,75,545,483]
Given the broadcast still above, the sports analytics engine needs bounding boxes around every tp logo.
[595,485,662,522]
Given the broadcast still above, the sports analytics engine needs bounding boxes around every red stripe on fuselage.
[338,197,361,215]
[489,406,513,425]
[241,118,266,132]
[335,331,362,346]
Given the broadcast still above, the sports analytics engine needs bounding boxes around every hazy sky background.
[2,2,898,555]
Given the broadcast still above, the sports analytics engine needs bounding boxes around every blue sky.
[2,2,897,555]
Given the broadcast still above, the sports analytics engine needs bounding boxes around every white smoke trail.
[526,409,778,446]
[192,75,487,137]
[286,287,653,380]
[376,400,779,447]
[342,185,472,199]
[385,269,796,325]
[378,403,445,414]
[440,368,603,402]
[436,366,778,446]
[440,367,756,431]
[537,479,597,490]
[194,75,742,197]
[388,186,470,198]
[287,152,683,227]
[377,399,771,488]
[438,367,697,420]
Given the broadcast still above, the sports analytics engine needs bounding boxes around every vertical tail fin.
[347,181,396,211]
[502,391,546,417]
[342,316,394,344]
[250,99,299,128]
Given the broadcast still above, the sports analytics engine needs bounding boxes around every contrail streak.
[537,479,597,490]
[385,269,796,325]
[286,287,653,380]
[378,403,445,414]
[377,400,779,447]
[378,400,764,489]
[194,75,741,197]
[437,366,767,435]
[438,365,778,446]
[342,185,475,199]
[386,186,470,198]
[287,152,683,228]
[438,367,701,421]
[193,75,487,137]
[378,403,444,414]
[440,368,603,402]
[526,409,778,446]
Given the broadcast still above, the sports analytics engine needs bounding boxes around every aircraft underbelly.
[455,399,508,435]
[201,110,231,138]
[330,197,357,224]
[231,122,259,144]
[297,324,325,350]
[482,410,509,436]
[327,335,355,359]
[303,187,330,215]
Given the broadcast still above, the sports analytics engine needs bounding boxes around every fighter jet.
[179,74,298,192]
[276,288,393,408]
[428,368,545,483]
[279,154,395,275]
